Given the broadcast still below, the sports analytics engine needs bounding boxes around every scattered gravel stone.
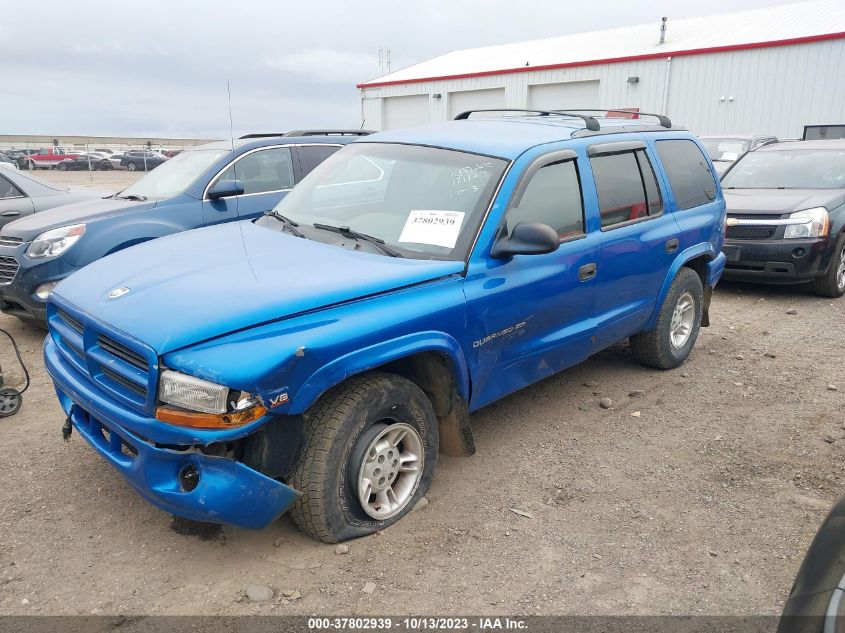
[599,397,613,409]
[681,372,690,378]
[764,353,777,359]
[334,544,349,555]
[629,390,645,398]
[828,385,839,391]
[631,411,641,418]
[282,589,296,598]
[709,551,719,557]
[735,354,744,360]
[786,309,798,315]
[288,590,302,600]
[412,496,429,512]
[246,585,274,602]
[584,381,599,387]
[509,508,534,519]
[824,436,836,444]
[362,582,376,594]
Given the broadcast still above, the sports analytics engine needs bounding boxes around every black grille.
[101,366,147,397]
[726,225,777,239]
[97,335,147,371]
[0,256,19,284]
[727,213,784,221]
[57,309,83,335]
[0,236,23,247]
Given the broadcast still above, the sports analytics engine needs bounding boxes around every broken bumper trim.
[45,338,300,530]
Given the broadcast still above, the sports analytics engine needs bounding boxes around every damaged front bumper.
[44,337,301,529]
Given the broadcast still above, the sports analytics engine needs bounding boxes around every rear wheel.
[289,372,438,543]
[57,162,67,171]
[812,234,845,298]
[630,267,703,369]
[127,162,137,172]
[27,161,37,170]
[0,387,22,417]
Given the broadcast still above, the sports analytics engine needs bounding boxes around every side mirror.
[207,179,244,200]
[490,222,559,259]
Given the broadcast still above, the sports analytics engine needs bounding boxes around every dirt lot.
[20,168,141,193]
[0,173,842,616]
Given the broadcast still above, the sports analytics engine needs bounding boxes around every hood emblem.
[108,286,130,300]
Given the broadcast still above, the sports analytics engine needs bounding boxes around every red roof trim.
[357,32,845,89]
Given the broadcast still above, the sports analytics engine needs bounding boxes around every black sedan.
[56,153,108,171]
[120,151,167,172]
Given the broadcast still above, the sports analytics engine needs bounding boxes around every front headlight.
[156,369,265,429]
[26,224,86,259]
[783,207,829,239]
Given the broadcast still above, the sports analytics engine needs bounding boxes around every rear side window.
[655,140,717,210]
[590,150,662,229]
[0,175,22,199]
[298,145,340,178]
[506,159,584,239]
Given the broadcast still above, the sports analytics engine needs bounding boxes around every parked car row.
[0,115,842,553]
[0,147,183,173]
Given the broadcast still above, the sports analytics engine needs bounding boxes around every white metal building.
[357,0,845,137]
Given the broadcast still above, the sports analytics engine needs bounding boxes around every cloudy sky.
[1,0,780,139]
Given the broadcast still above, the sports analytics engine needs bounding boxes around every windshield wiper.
[266,211,304,238]
[312,223,403,258]
[115,194,147,201]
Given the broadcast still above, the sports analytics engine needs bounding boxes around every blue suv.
[44,110,726,542]
[0,130,369,324]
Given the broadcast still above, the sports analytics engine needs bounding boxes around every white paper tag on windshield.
[399,210,466,249]
[721,151,739,161]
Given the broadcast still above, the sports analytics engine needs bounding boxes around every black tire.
[27,161,37,170]
[630,267,704,369]
[0,387,22,417]
[289,371,438,543]
[127,162,137,172]
[812,234,845,298]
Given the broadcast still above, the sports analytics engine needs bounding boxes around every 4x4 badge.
[108,286,130,299]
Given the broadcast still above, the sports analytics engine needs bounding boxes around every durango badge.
[108,286,130,300]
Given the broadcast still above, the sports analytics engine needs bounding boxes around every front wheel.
[57,163,67,171]
[630,267,703,369]
[289,372,438,543]
[127,162,137,171]
[812,234,845,298]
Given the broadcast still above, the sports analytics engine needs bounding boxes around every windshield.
[701,138,750,162]
[117,149,228,199]
[262,143,508,260]
[721,149,845,189]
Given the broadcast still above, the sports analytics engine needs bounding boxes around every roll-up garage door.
[382,94,430,130]
[448,88,506,119]
[527,81,600,111]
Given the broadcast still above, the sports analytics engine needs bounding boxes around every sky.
[1,0,783,139]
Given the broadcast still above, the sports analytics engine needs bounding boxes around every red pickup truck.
[24,147,80,170]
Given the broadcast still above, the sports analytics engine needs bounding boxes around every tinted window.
[0,175,22,199]
[218,147,294,195]
[655,140,717,210]
[507,160,584,239]
[590,151,659,229]
[298,145,340,178]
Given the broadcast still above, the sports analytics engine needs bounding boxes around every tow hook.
[62,414,73,442]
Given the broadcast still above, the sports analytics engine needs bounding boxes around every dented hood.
[53,220,464,354]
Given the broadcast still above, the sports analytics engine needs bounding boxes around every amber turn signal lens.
[155,404,267,429]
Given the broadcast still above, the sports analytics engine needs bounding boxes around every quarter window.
[0,175,23,200]
[216,147,295,195]
[654,140,717,210]
[507,159,584,239]
[590,150,662,229]
[298,145,340,178]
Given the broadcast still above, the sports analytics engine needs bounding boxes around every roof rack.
[239,130,374,140]
[453,109,600,131]
[453,108,672,131]
[553,109,672,129]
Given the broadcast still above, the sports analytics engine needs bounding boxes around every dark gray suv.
[721,139,845,297]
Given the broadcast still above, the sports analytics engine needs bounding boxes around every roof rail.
[283,129,374,137]
[238,130,374,140]
[453,109,600,131]
[553,109,672,129]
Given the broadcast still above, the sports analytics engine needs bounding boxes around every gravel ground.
[0,172,842,616]
[20,168,141,192]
